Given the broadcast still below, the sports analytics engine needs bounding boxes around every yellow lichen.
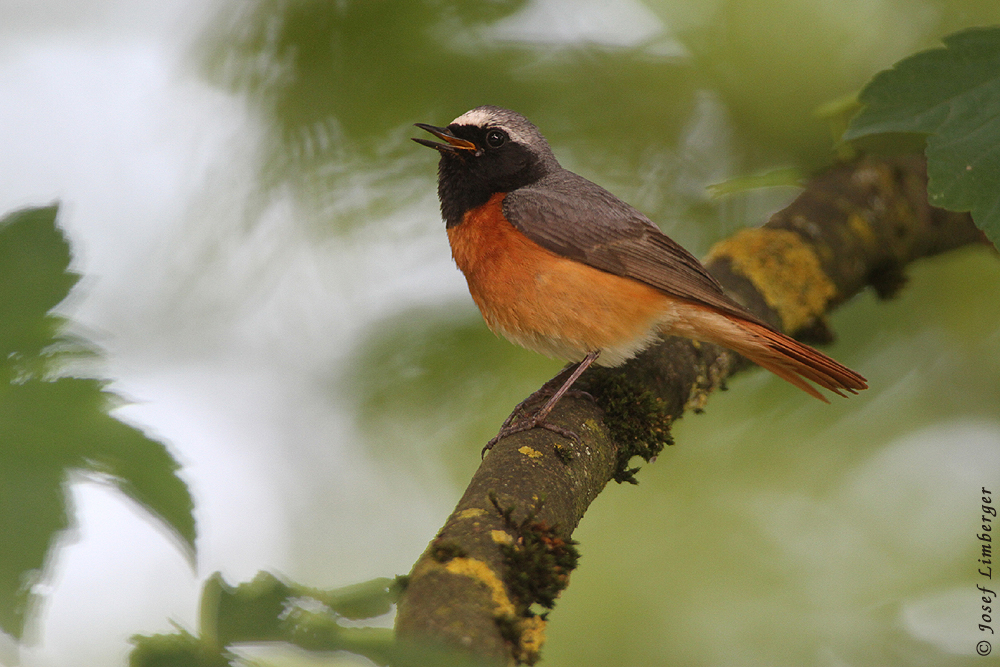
[514,615,547,664]
[518,446,543,459]
[684,385,711,414]
[706,228,836,332]
[847,213,877,249]
[455,508,487,521]
[491,530,514,545]
[444,557,516,619]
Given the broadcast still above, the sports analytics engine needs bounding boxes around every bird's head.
[414,106,560,225]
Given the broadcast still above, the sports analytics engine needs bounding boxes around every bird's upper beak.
[412,123,479,154]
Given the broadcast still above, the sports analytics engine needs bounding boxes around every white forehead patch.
[451,108,497,127]
[449,107,535,147]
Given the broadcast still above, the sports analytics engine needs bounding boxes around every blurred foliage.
[196,0,711,234]
[201,0,699,155]
[196,0,1000,248]
[0,206,195,640]
[130,572,482,667]
[846,26,1000,249]
[343,307,561,481]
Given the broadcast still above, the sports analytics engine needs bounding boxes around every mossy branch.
[394,155,985,665]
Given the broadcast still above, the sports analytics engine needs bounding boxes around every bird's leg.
[483,350,600,456]
[494,363,581,432]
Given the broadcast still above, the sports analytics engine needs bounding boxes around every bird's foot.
[481,350,601,458]
[481,416,580,457]
[481,388,595,457]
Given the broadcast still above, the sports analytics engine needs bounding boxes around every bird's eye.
[485,129,507,149]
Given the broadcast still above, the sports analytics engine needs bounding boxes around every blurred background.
[2,0,1000,665]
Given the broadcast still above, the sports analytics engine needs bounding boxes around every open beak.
[412,123,479,154]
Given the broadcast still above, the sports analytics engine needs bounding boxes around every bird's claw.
[481,415,582,458]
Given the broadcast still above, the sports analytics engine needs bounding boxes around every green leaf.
[298,576,401,620]
[129,628,230,667]
[0,417,68,640]
[0,206,78,363]
[134,571,488,667]
[844,26,1000,248]
[0,206,196,639]
[200,572,291,648]
[197,572,400,649]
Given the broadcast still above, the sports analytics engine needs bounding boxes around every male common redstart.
[414,106,866,444]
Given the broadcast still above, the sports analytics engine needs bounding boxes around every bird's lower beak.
[412,123,478,154]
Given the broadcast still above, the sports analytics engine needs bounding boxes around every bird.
[413,105,866,447]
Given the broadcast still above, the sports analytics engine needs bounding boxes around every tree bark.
[393,155,986,665]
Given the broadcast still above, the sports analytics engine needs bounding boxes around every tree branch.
[393,155,985,665]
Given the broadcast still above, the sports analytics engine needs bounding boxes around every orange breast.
[447,192,676,366]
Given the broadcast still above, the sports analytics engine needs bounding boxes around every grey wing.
[503,169,767,325]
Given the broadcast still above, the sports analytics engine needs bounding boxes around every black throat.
[436,145,552,228]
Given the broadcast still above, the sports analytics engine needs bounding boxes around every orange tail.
[718,319,868,402]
